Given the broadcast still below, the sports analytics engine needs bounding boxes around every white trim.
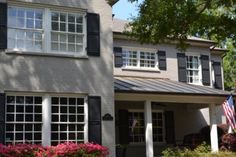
[144,100,154,157]
[186,55,202,85]
[42,95,51,146]
[7,5,87,57]
[84,96,89,143]
[121,47,160,71]
[209,104,219,152]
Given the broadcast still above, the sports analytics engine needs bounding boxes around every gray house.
[0,0,235,157]
[112,18,236,157]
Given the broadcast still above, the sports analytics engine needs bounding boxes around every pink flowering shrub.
[0,142,109,157]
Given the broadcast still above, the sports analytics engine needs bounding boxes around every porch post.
[144,100,154,157]
[209,103,219,152]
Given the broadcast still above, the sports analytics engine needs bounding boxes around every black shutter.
[213,62,223,89]
[201,55,210,85]
[0,93,5,144]
[88,96,101,144]
[87,13,100,56]
[158,50,167,70]
[177,53,187,82]
[114,47,123,67]
[165,111,175,144]
[0,3,7,50]
[118,110,129,144]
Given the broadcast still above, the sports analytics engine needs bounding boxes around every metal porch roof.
[114,76,233,96]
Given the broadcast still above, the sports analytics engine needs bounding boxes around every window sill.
[122,67,160,73]
[5,50,89,59]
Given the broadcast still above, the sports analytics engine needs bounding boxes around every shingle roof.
[114,76,233,96]
[112,18,215,44]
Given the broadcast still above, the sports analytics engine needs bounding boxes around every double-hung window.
[186,56,201,84]
[51,12,84,53]
[122,49,158,69]
[8,6,43,52]
[7,6,86,55]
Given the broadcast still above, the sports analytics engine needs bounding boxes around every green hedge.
[162,143,236,157]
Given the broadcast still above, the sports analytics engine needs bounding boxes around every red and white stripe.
[222,100,236,129]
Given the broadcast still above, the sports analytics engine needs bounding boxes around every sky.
[112,0,143,20]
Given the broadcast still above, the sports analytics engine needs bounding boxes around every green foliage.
[126,0,236,90]
[223,40,236,91]
[127,0,236,47]
[162,142,236,157]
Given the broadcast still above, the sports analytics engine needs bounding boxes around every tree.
[127,0,236,90]
[223,40,236,91]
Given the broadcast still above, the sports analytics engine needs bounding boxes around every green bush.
[162,142,236,157]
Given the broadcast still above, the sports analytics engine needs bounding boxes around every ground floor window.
[5,94,86,145]
[51,97,85,145]
[5,95,43,144]
[128,111,164,143]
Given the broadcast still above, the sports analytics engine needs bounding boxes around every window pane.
[26,10,34,19]
[51,33,59,42]
[68,14,75,23]
[16,18,24,28]
[35,20,42,29]
[68,44,75,52]
[52,22,59,31]
[76,16,83,23]
[52,12,59,21]
[76,25,82,33]
[68,34,75,43]
[68,24,75,32]
[52,43,59,51]
[60,13,66,22]
[60,23,66,32]
[60,43,67,51]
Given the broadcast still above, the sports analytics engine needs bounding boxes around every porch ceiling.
[114,76,234,97]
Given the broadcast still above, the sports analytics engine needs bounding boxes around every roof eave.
[107,0,119,6]
[113,32,216,48]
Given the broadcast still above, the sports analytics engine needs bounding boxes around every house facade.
[0,0,116,156]
[113,19,234,156]
[0,0,235,157]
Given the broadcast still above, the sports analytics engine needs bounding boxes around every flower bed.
[0,142,109,157]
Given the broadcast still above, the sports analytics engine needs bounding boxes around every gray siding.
[0,0,115,156]
[113,38,222,88]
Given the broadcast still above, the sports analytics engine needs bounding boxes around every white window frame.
[122,47,159,71]
[7,5,87,57]
[127,109,165,144]
[5,93,88,146]
[186,54,202,85]
[7,6,44,52]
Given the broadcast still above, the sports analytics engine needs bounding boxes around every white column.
[209,104,219,152]
[144,100,154,157]
[42,95,51,146]
[84,97,89,143]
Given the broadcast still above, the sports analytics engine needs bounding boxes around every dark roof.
[114,76,234,96]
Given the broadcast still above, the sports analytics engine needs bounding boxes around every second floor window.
[8,7,43,52]
[7,6,86,55]
[122,50,158,69]
[51,12,84,53]
[186,56,200,84]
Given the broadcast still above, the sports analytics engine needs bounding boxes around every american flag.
[222,95,236,129]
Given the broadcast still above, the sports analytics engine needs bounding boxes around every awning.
[114,76,234,97]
